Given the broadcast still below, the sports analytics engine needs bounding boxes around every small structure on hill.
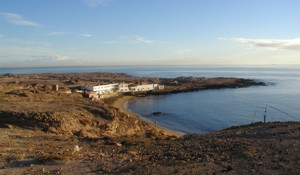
[52,85,59,91]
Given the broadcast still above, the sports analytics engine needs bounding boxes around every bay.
[125,66,300,134]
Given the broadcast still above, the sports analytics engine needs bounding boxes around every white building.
[82,84,118,95]
[82,83,164,94]
[158,85,164,90]
[130,84,160,92]
[118,83,130,92]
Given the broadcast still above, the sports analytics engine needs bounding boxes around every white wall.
[130,84,159,91]
[82,84,118,94]
[118,83,130,92]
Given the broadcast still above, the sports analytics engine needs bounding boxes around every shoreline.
[112,95,183,137]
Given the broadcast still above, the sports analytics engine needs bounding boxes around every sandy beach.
[112,95,183,137]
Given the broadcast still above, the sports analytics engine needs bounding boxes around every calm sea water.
[125,66,300,134]
[1,66,300,134]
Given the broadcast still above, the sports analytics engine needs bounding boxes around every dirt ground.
[0,122,299,175]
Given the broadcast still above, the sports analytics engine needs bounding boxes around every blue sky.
[0,0,299,67]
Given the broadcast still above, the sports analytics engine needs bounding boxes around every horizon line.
[1,64,300,69]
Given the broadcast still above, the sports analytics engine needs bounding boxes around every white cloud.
[220,37,300,51]
[80,33,93,37]
[103,36,128,44]
[174,48,193,55]
[30,55,70,62]
[103,35,155,45]
[54,55,70,61]
[47,32,93,38]
[134,35,154,44]
[83,0,114,7]
[1,12,39,27]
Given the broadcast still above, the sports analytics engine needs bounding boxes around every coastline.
[112,95,183,137]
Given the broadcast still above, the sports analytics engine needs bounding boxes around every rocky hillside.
[0,121,299,175]
[0,84,163,138]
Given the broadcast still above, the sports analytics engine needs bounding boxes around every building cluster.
[81,83,164,99]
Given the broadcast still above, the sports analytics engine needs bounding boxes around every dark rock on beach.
[152,112,164,116]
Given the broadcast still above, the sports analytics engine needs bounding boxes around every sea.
[1,65,300,134]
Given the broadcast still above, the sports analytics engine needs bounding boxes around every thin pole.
[252,111,257,123]
[263,105,267,123]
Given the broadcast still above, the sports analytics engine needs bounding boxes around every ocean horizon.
[1,64,300,74]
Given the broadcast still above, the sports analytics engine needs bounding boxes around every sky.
[0,0,299,67]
